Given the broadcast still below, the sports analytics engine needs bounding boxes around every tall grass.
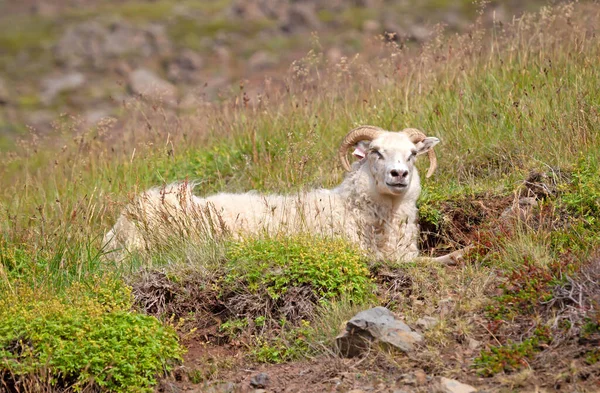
[0,1,598,296]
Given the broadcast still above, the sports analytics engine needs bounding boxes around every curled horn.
[402,128,438,178]
[338,125,384,172]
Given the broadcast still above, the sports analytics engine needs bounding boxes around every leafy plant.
[474,327,552,376]
[225,234,374,302]
[0,282,183,393]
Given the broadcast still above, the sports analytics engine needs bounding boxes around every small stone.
[250,373,269,389]
[362,19,381,34]
[0,77,9,105]
[437,377,477,393]
[416,316,439,331]
[467,338,481,351]
[129,68,177,106]
[414,369,427,385]
[248,51,277,72]
[40,72,86,104]
[204,382,236,393]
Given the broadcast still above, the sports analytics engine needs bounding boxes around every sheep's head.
[338,125,439,196]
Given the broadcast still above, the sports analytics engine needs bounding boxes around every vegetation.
[0,1,599,391]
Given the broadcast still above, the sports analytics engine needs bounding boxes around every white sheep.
[104,125,465,263]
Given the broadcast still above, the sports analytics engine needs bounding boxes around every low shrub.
[225,234,374,303]
[0,279,183,393]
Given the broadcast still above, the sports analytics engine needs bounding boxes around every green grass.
[1,2,599,390]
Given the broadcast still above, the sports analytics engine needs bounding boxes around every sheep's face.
[357,133,439,196]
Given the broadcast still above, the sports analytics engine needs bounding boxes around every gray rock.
[129,68,178,105]
[500,197,538,222]
[55,20,171,68]
[336,306,423,357]
[0,77,9,105]
[362,19,381,34]
[467,337,481,351]
[26,110,55,132]
[250,373,269,389]
[407,24,431,42]
[167,49,204,83]
[40,72,86,104]
[284,3,321,32]
[416,316,439,331]
[435,377,477,393]
[248,51,277,72]
[203,382,236,393]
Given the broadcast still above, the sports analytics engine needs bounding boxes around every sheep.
[104,125,466,263]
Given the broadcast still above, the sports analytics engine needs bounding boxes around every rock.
[416,316,439,331]
[203,382,236,393]
[248,51,277,72]
[435,377,477,393]
[467,338,481,351]
[0,77,9,105]
[26,110,55,132]
[363,19,381,34]
[283,3,321,32]
[40,72,86,104]
[55,20,172,68]
[500,197,538,222]
[326,47,343,64]
[407,24,431,42]
[167,49,204,83]
[158,380,183,393]
[336,306,423,357]
[437,298,455,318]
[129,68,178,105]
[397,369,427,386]
[250,373,269,389]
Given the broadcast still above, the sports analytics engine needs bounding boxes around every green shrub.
[0,281,183,392]
[473,327,552,376]
[225,234,374,302]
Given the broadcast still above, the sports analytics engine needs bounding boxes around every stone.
[500,197,538,222]
[129,68,178,106]
[336,306,423,357]
[248,51,277,72]
[40,72,86,104]
[467,338,481,351]
[363,19,381,34]
[436,377,477,393]
[284,3,321,32]
[203,382,236,393]
[0,77,9,105]
[407,24,431,42]
[54,20,172,69]
[250,373,269,389]
[168,49,204,82]
[416,316,439,331]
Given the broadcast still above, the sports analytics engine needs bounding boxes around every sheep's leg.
[426,245,474,265]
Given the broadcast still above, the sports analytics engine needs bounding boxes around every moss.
[225,234,374,302]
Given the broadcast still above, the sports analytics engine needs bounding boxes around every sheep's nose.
[390,169,409,178]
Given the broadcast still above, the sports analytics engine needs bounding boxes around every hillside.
[1,1,600,393]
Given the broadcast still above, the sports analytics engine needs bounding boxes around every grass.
[1,1,600,390]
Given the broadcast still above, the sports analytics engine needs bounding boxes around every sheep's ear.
[352,141,369,160]
[415,137,439,155]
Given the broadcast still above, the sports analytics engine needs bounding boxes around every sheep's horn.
[338,125,384,171]
[402,128,438,178]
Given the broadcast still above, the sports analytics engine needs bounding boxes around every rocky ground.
[0,0,543,146]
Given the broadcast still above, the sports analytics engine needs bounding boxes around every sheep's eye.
[372,150,384,159]
[408,151,417,160]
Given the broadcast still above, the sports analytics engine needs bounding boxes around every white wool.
[104,128,438,261]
